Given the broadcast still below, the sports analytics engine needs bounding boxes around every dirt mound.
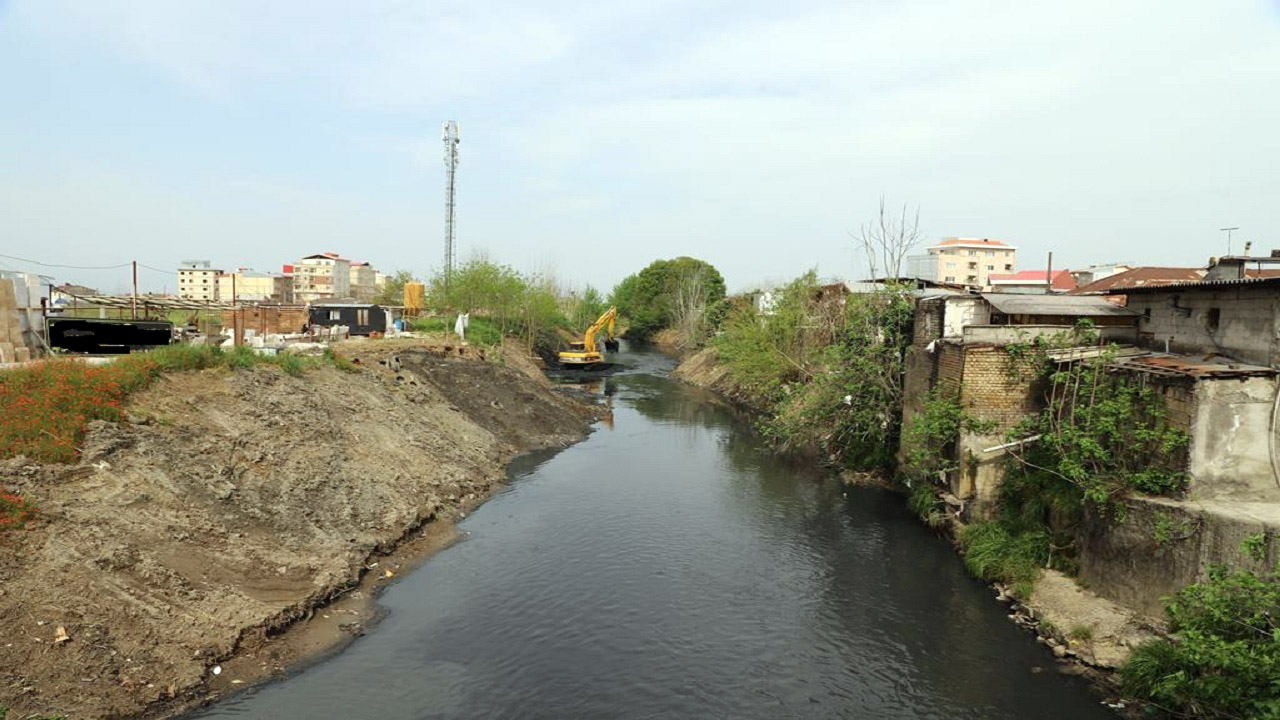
[0,347,596,719]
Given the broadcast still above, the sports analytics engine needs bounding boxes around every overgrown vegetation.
[958,521,1050,599]
[0,344,355,464]
[1122,552,1280,719]
[0,491,37,533]
[712,271,914,469]
[425,258,569,352]
[611,256,725,345]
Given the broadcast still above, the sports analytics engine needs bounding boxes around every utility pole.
[131,260,138,320]
[1220,227,1240,256]
[442,120,460,287]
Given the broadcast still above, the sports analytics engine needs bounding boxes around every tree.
[373,270,416,306]
[610,257,726,342]
[854,197,922,280]
[569,285,609,331]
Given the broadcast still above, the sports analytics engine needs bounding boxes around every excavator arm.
[558,306,619,367]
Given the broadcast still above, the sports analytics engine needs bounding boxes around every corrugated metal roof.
[981,293,1139,317]
[1110,354,1276,379]
[1070,267,1204,294]
[1105,276,1280,294]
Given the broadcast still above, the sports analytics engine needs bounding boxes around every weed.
[1067,623,1094,642]
[0,491,37,532]
[958,521,1049,593]
[1242,532,1268,563]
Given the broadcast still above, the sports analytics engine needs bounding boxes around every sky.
[1,0,1279,295]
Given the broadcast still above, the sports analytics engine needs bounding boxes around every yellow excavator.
[558,306,620,368]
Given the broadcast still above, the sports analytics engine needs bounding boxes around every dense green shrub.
[611,257,725,342]
[1123,563,1280,719]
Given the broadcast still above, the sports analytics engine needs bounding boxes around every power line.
[0,252,132,270]
[136,262,178,275]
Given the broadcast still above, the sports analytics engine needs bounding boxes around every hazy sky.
[2,0,1278,295]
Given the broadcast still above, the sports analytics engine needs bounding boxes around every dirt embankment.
[670,347,759,410]
[0,342,597,719]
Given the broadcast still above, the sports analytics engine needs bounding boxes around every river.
[192,349,1113,719]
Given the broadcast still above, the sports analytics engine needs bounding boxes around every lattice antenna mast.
[442,120,461,283]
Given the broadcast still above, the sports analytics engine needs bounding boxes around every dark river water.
[193,349,1113,719]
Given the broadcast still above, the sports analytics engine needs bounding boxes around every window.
[945,262,955,269]
[968,262,977,269]
[943,276,956,282]
[328,310,341,321]
[1204,308,1220,333]
[986,265,994,270]
[986,250,995,257]
[356,308,369,325]
[1004,264,1013,270]
[1143,307,1152,322]
[967,250,977,256]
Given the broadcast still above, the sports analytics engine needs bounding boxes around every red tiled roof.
[934,237,1010,247]
[1070,267,1204,294]
[989,269,1076,290]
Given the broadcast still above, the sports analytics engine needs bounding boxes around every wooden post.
[131,261,138,319]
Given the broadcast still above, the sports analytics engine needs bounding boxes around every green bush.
[611,257,725,342]
[411,315,504,346]
[1122,564,1280,719]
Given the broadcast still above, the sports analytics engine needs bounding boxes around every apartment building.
[178,260,222,301]
[291,254,352,303]
[349,261,378,302]
[218,269,295,304]
[905,238,1017,288]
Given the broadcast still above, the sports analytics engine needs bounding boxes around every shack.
[309,303,388,336]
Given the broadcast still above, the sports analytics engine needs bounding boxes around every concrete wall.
[942,297,988,337]
[1126,286,1280,367]
[1188,376,1280,500]
[1078,496,1280,617]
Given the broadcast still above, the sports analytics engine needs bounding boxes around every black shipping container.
[309,304,387,336]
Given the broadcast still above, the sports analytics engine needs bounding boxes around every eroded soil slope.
[0,345,595,719]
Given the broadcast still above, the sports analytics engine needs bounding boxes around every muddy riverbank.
[0,341,599,719]
[189,347,1116,719]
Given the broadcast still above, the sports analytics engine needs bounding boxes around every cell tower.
[442,120,461,282]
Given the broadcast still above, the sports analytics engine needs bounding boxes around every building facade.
[349,262,378,302]
[292,253,351,304]
[218,269,294,304]
[178,260,222,301]
[906,238,1017,288]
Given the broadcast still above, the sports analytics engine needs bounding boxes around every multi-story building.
[291,253,351,304]
[905,238,1017,288]
[178,260,222,301]
[218,269,295,304]
[349,261,378,302]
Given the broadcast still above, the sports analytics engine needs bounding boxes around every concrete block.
[14,346,30,363]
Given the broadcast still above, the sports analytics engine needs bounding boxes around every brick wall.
[959,346,1039,431]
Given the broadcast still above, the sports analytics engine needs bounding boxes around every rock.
[1052,644,1068,658]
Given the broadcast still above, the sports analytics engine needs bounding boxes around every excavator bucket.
[604,339,620,352]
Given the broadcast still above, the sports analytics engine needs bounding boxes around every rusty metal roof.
[1110,354,1276,379]
[981,293,1139,317]
[1105,275,1280,294]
